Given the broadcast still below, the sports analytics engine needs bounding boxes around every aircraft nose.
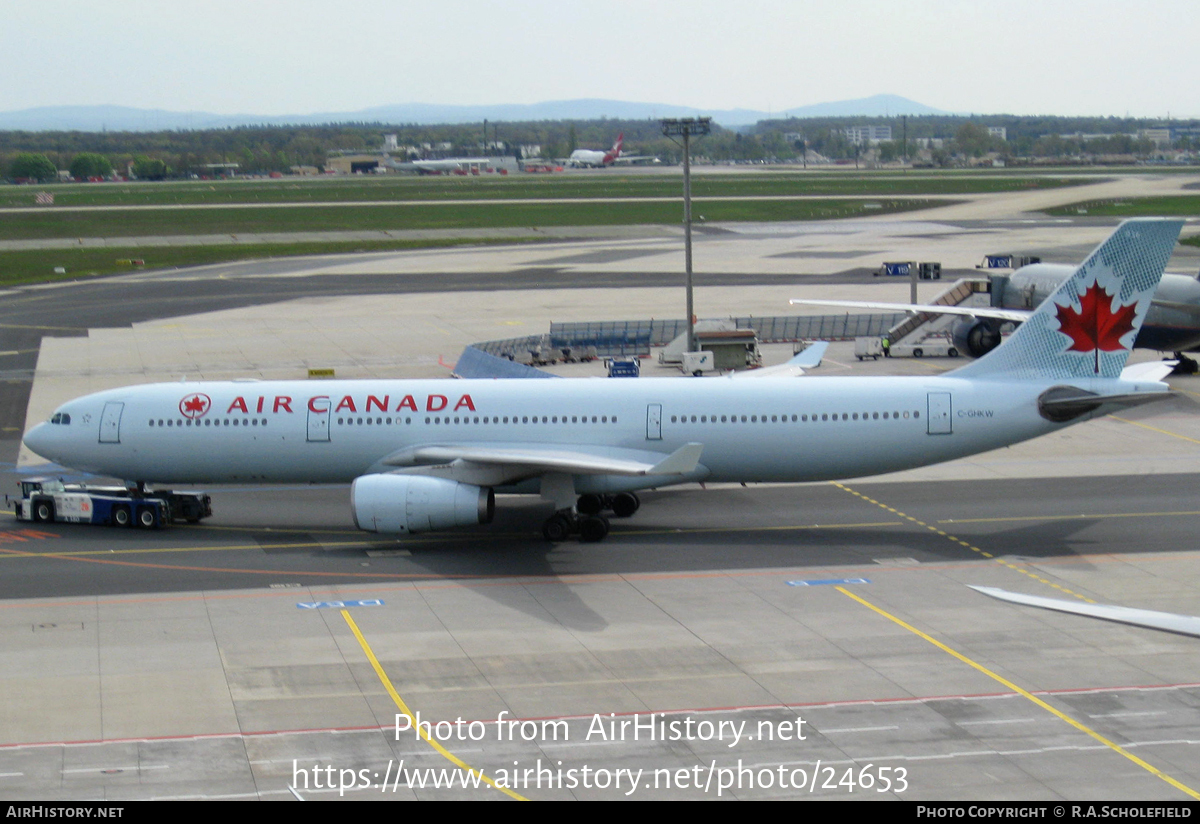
[23,422,54,459]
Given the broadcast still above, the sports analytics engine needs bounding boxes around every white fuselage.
[24,374,1093,489]
[568,149,614,167]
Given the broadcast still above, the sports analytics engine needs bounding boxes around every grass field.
[0,198,947,240]
[0,169,1126,286]
[0,237,549,286]
[0,173,1092,208]
[1044,195,1200,217]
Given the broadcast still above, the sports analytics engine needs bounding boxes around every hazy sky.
[6,0,1197,118]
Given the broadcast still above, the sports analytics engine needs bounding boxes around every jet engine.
[351,474,494,534]
[951,318,1003,359]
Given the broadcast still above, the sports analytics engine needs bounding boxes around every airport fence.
[468,313,904,364]
[735,313,906,341]
[549,313,905,354]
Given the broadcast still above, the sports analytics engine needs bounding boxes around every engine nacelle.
[951,318,1003,359]
[351,474,494,534]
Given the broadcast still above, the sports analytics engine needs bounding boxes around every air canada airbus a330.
[22,219,1183,543]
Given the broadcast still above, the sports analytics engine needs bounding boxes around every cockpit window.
[49,413,71,425]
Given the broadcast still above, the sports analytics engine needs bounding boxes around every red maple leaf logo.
[179,393,211,418]
[1054,281,1138,353]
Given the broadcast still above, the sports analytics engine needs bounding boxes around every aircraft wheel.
[1172,354,1199,375]
[576,494,604,516]
[137,506,158,529]
[579,516,609,543]
[113,506,132,527]
[913,348,924,358]
[33,500,54,523]
[542,514,573,542]
[611,492,640,518]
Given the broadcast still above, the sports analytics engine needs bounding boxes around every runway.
[3,195,1200,800]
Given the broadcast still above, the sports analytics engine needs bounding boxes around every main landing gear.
[541,493,641,543]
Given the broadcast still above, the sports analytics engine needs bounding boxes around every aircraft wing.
[970,586,1200,638]
[788,298,1033,323]
[379,442,706,487]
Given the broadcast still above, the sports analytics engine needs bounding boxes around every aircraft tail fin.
[953,218,1183,380]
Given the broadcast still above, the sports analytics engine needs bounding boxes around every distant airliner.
[565,133,655,168]
[568,133,625,167]
[383,156,492,175]
[23,220,1183,543]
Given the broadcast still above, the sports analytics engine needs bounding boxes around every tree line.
[2,114,1195,181]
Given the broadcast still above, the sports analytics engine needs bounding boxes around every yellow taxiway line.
[837,586,1200,801]
[341,609,527,800]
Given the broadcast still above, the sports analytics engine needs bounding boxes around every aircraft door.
[307,398,331,442]
[99,402,124,444]
[646,403,662,440]
[927,392,952,435]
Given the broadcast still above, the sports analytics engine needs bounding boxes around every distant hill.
[777,94,946,118]
[0,95,946,133]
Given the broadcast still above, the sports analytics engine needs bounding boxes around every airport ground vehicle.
[11,478,211,528]
[854,337,884,360]
[889,339,959,358]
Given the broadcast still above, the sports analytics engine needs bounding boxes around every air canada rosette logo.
[179,393,212,419]
[1054,279,1138,354]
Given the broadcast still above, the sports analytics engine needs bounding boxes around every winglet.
[789,341,829,369]
[648,443,704,475]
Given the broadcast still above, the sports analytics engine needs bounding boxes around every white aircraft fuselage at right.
[21,219,1186,541]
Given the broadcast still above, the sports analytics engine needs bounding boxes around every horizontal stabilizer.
[1120,360,1177,382]
[970,586,1200,638]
